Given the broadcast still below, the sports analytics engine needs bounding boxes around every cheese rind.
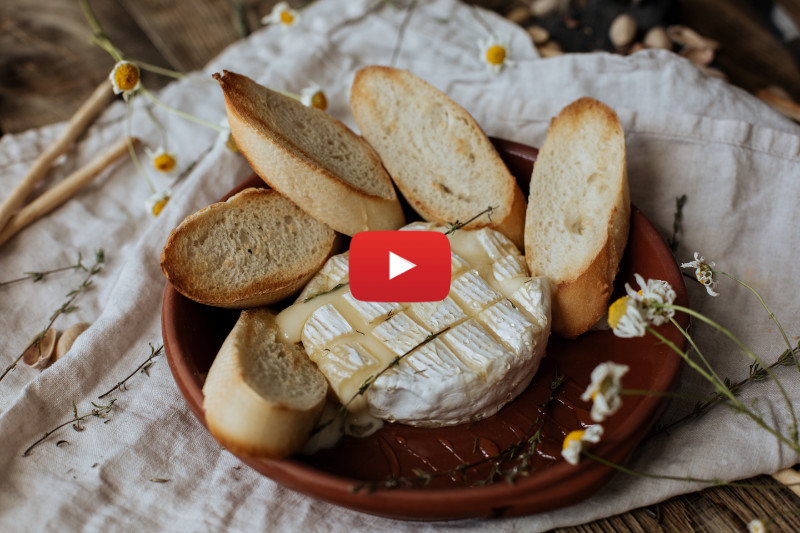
[276,223,552,430]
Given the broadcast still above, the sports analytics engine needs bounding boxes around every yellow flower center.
[590,390,599,400]
[153,153,176,172]
[310,91,328,110]
[280,10,295,24]
[486,45,507,65]
[225,133,239,152]
[114,63,140,92]
[563,430,585,450]
[152,197,170,217]
[608,296,629,329]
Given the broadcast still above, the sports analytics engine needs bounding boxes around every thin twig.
[98,344,164,399]
[0,250,105,385]
[390,0,418,67]
[22,399,116,457]
[444,206,496,235]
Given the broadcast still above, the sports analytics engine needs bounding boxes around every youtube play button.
[350,231,451,302]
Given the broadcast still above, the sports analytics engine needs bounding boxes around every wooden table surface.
[2,0,800,530]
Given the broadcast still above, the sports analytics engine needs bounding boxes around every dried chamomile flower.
[627,273,676,326]
[478,35,515,74]
[581,362,629,422]
[608,294,647,338]
[300,82,328,111]
[145,147,177,173]
[262,2,300,28]
[146,188,172,217]
[561,425,603,465]
[748,519,767,533]
[681,252,719,296]
[109,61,141,100]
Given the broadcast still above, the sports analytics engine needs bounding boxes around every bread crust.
[350,66,526,249]
[202,309,327,459]
[215,70,405,236]
[524,97,630,338]
[160,188,337,309]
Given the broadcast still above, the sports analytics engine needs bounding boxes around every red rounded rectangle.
[349,231,451,302]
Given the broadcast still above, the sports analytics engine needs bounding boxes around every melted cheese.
[276,223,552,435]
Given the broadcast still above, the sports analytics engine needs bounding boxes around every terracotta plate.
[162,138,688,520]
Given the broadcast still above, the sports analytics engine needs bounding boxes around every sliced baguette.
[202,308,328,459]
[161,187,337,309]
[350,66,527,249]
[213,70,405,236]
[524,97,630,338]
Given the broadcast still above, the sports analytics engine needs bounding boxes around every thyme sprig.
[668,194,687,252]
[312,327,451,436]
[444,206,496,236]
[350,373,564,493]
[0,249,105,385]
[98,343,164,399]
[303,282,349,303]
[22,399,116,457]
[0,252,93,288]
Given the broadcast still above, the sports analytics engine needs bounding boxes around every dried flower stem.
[583,450,800,491]
[22,399,116,457]
[0,250,105,385]
[667,303,799,448]
[140,87,226,132]
[647,325,798,453]
[98,343,164,399]
[651,343,798,437]
[717,271,797,372]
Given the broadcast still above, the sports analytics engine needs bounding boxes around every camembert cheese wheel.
[276,222,552,433]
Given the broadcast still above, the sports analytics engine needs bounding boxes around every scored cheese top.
[276,222,552,433]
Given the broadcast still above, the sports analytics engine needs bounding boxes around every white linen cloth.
[1,0,799,530]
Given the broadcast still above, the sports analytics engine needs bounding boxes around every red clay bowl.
[162,138,688,520]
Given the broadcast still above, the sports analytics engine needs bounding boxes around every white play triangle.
[388,251,416,280]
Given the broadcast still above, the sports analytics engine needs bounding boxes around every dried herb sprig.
[350,373,564,493]
[0,252,94,288]
[22,398,116,457]
[650,342,799,437]
[303,282,349,303]
[0,249,105,385]
[312,327,451,436]
[668,194,687,252]
[444,206,496,236]
[98,343,164,399]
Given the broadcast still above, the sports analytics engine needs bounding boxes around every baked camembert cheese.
[276,222,552,435]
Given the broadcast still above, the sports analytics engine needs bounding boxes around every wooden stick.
[758,89,800,122]
[0,137,135,247]
[0,79,115,233]
[773,467,800,498]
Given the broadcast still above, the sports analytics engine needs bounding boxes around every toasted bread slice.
[161,187,337,309]
[214,70,405,236]
[524,98,630,338]
[350,66,526,249]
[202,308,327,459]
